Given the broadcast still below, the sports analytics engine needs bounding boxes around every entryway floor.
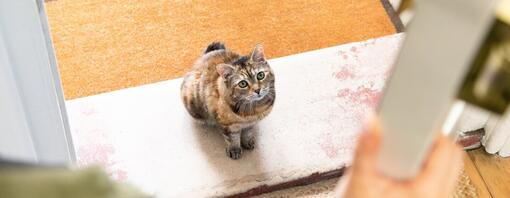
[65,34,401,197]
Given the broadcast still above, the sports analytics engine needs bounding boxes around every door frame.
[0,0,75,165]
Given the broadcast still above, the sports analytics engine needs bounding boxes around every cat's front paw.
[226,146,243,159]
[241,138,255,150]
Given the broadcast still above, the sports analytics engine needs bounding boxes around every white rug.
[66,33,403,197]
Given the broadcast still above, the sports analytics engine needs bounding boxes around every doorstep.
[65,33,403,197]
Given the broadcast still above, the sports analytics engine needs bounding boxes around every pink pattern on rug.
[319,90,373,157]
[334,67,355,80]
[113,170,128,181]
[320,38,390,158]
[339,50,348,60]
[74,106,129,182]
[77,143,129,181]
[337,86,381,108]
[78,143,115,167]
[319,132,357,159]
[320,85,381,158]
[319,133,339,158]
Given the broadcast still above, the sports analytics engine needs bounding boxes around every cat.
[181,42,276,159]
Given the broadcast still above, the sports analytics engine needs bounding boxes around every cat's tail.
[204,42,226,54]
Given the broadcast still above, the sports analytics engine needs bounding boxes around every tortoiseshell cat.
[181,42,275,159]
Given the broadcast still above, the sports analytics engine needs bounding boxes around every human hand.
[337,118,463,198]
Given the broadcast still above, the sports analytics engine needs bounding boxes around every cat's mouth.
[251,94,266,101]
[249,90,268,101]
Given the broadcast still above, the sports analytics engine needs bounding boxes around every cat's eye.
[238,80,248,88]
[257,72,265,80]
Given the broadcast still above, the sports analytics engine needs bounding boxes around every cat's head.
[216,44,276,115]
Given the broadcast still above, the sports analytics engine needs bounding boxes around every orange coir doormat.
[45,0,399,99]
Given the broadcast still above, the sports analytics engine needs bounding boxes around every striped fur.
[181,42,275,159]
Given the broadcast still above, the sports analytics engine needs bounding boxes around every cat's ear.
[216,64,234,78]
[250,44,265,62]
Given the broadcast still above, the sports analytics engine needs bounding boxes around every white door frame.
[0,0,75,165]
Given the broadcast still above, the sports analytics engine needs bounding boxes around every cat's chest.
[227,122,256,132]
[216,108,260,125]
[215,101,271,127]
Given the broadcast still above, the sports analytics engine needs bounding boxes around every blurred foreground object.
[459,0,510,114]
[0,161,148,198]
[456,0,510,157]
[377,0,496,179]
[378,0,510,179]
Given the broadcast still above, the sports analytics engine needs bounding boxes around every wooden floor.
[465,148,510,198]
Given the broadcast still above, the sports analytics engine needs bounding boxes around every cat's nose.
[254,89,261,95]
